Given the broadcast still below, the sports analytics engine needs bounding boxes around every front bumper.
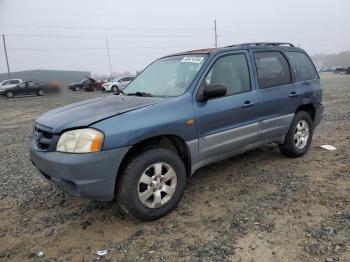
[30,145,131,201]
[313,103,324,128]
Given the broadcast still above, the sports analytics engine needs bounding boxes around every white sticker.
[181,57,204,63]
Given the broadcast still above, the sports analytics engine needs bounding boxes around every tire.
[279,110,313,157]
[37,89,44,96]
[116,148,187,221]
[6,91,14,98]
[111,85,118,93]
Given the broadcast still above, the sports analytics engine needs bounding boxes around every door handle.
[242,100,254,108]
[289,91,301,98]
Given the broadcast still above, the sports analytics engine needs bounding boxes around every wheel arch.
[296,104,315,122]
[117,134,192,182]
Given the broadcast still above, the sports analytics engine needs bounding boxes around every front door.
[193,51,260,165]
[15,82,27,96]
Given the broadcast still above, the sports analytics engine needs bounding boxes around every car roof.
[1,79,22,82]
[166,42,304,57]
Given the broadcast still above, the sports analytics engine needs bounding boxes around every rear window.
[254,51,291,89]
[285,52,317,81]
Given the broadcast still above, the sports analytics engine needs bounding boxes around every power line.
[2,33,212,39]
[2,45,204,51]
[0,24,211,31]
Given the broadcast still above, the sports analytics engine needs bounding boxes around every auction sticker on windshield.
[181,57,204,63]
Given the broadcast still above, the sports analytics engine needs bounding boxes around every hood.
[0,85,15,91]
[36,95,164,133]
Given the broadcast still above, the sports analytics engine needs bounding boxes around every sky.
[0,0,349,75]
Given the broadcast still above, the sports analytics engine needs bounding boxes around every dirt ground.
[0,73,349,262]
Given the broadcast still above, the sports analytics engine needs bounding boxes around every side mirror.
[199,83,227,101]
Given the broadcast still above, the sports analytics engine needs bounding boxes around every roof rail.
[226,42,295,48]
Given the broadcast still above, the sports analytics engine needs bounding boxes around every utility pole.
[105,36,113,79]
[2,34,11,79]
[214,19,218,48]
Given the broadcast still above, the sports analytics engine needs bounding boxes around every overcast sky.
[0,0,349,75]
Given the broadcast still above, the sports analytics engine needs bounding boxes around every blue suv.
[30,42,324,221]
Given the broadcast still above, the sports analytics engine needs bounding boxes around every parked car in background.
[30,42,323,221]
[1,81,48,98]
[334,67,350,74]
[102,76,135,92]
[83,77,103,91]
[69,77,102,91]
[68,79,88,91]
[0,79,23,91]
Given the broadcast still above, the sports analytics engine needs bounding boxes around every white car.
[0,79,23,91]
[102,76,135,92]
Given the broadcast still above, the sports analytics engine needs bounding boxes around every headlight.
[56,128,104,153]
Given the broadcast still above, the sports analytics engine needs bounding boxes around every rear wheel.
[6,91,14,98]
[279,110,313,157]
[117,148,186,221]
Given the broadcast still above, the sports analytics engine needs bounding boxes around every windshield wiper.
[127,91,153,97]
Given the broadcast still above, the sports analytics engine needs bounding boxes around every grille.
[34,126,53,150]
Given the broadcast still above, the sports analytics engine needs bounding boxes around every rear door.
[193,51,260,164]
[252,51,299,141]
[284,51,321,105]
[26,81,37,95]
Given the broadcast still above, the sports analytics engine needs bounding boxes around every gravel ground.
[0,73,349,261]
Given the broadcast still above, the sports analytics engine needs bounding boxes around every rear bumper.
[30,145,131,201]
[313,103,324,128]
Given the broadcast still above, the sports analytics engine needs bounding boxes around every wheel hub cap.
[138,162,177,209]
[294,120,310,149]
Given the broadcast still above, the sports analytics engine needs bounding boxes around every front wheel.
[279,110,313,157]
[116,148,187,221]
[6,91,14,98]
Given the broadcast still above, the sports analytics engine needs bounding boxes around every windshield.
[124,55,207,97]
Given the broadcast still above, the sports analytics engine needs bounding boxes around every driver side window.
[205,53,251,96]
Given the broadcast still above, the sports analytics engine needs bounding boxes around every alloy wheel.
[138,162,177,208]
[294,120,310,149]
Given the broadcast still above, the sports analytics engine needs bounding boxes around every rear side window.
[285,52,317,81]
[205,53,251,96]
[254,51,291,89]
